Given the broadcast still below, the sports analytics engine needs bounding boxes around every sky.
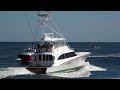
[0,11,120,42]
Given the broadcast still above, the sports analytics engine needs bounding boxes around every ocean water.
[0,42,120,79]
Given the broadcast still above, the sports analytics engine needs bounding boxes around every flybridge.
[41,33,66,42]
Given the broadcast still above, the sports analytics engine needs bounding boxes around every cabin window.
[39,55,41,61]
[34,56,36,61]
[58,52,77,60]
[46,55,49,61]
[49,55,54,61]
[38,55,54,61]
[65,52,76,58]
[43,55,45,61]
[58,54,66,60]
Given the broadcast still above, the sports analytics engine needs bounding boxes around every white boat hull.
[46,52,90,73]
[26,52,90,74]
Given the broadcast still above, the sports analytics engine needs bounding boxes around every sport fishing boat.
[18,47,36,62]
[26,11,91,74]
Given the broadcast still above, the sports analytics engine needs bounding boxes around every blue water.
[0,42,120,79]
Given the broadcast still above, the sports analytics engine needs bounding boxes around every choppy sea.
[0,42,120,79]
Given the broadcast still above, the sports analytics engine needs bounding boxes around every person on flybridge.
[37,42,53,53]
[37,43,41,53]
